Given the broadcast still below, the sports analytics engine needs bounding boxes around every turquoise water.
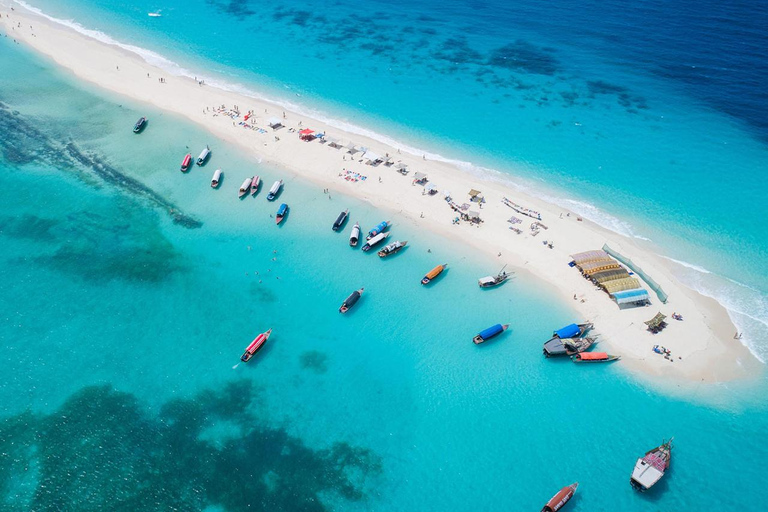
[2,7,768,512]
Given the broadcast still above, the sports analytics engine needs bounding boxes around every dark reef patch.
[206,0,256,20]
[300,350,328,374]
[487,40,559,76]
[0,382,380,511]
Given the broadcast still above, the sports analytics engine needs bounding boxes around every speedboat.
[239,177,252,198]
[267,179,283,201]
[332,209,349,231]
[180,153,192,172]
[349,222,361,247]
[240,328,272,362]
[378,240,407,258]
[250,175,260,195]
[421,264,447,285]
[473,323,509,345]
[366,221,390,240]
[571,352,620,363]
[478,265,512,288]
[133,116,147,133]
[275,203,288,224]
[211,169,222,188]
[196,146,211,166]
[362,232,388,252]
[630,439,673,491]
[541,483,578,512]
[339,288,364,313]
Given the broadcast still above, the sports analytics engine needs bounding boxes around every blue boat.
[554,322,593,339]
[366,221,390,240]
[473,323,509,345]
[275,203,288,225]
[543,322,594,356]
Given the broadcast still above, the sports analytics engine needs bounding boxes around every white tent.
[268,117,283,129]
[364,151,382,163]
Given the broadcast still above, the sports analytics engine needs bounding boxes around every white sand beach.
[1,2,761,385]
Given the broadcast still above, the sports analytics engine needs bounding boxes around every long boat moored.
[239,177,252,198]
[240,328,273,362]
[571,352,620,363]
[267,179,283,201]
[349,222,361,247]
[196,145,211,166]
[473,323,509,345]
[630,439,673,492]
[339,288,364,313]
[421,263,447,285]
[541,483,578,512]
[362,232,389,252]
[366,221,390,240]
[332,209,349,231]
[478,265,512,288]
[543,336,596,357]
[250,175,261,195]
[378,240,408,258]
[180,153,192,172]
[211,169,222,188]
[275,203,288,224]
[133,116,147,133]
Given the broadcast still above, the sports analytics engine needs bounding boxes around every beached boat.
[366,221,390,240]
[378,240,408,258]
[133,116,147,133]
[421,264,447,285]
[332,209,349,231]
[543,337,596,357]
[238,177,252,198]
[473,323,509,345]
[478,265,512,288]
[211,169,222,188]
[551,322,593,340]
[180,153,192,172]
[339,288,364,313]
[630,439,673,491]
[541,483,578,512]
[240,328,272,362]
[361,232,389,252]
[250,175,260,195]
[275,203,288,224]
[267,179,283,201]
[349,222,361,247]
[196,146,211,166]
[571,352,620,363]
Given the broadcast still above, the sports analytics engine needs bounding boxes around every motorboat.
[267,179,283,201]
[250,175,261,195]
[275,203,288,224]
[478,265,512,288]
[180,153,192,172]
[421,264,447,285]
[239,177,252,198]
[366,221,390,240]
[211,169,222,188]
[473,323,509,345]
[362,232,388,252]
[543,337,596,357]
[630,439,673,491]
[339,288,364,313]
[133,116,147,133]
[196,146,211,166]
[378,240,407,258]
[349,222,361,247]
[332,209,349,231]
[541,483,578,512]
[571,352,620,363]
[240,328,272,362]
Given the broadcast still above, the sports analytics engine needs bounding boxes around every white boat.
[630,439,673,491]
[362,232,389,252]
[349,222,361,247]
[148,10,162,17]
[211,169,222,188]
[239,177,252,198]
[267,179,283,201]
[250,175,260,195]
[196,146,211,166]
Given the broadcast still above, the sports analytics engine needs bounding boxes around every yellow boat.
[421,263,447,285]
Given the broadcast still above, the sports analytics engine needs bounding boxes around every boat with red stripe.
[241,328,272,362]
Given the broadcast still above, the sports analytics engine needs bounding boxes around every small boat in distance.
[332,209,349,231]
[541,483,578,512]
[133,116,147,133]
[239,177,252,198]
[473,323,509,345]
[543,337,596,357]
[571,352,620,363]
[148,11,162,17]
[366,221,390,240]
[196,146,211,166]
[478,265,512,288]
[630,438,673,491]
[421,264,447,285]
[339,288,364,313]
[275,203,288,224]
[349,222,361,247]
[267,179,283,201]
[362,232,389,252]
[240,328,272,362]
[378,240,407,258]
[211,169,222,188]
[180,153,192,172]
[250,175,260,195]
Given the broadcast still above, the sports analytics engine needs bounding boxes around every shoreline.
[1,3,762,385]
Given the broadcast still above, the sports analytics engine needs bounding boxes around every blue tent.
[478,324,505,340]
[555,323,580,339]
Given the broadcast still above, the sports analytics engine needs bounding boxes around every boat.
[339,288,364,313]
[421,264,447,285]
[275,203,288,224]
[552,322,594,340]
[332,209,349,231]
[266,179,283,201]
[180,153,192,172]
[238,177,252,198]
[478,265,512,288]
[349,222,361,247]
[541,483,578,512]
[571,352,620,363]
[211,169,222,188]
[543,337,596,357]
[250,175,260,195]
[378,240,408,258]
[196,146,211,166]
[366,221,390,240]
[148,11,162,17]
[240,328,272,362]
[630,439,673,491]
[362,232,388,252]
[133,116,147,133]
[473,323,509,345]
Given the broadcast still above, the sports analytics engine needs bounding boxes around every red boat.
[541,483,578,512]
[180,153,192,172]
[240,328,272,362]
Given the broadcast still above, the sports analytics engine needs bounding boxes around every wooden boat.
[362,232,388,252]
[239,177,252,198]
[478,265,512,288]
[421,263,447,285]
[240,328,272,362]
[250,175,260,195]
[275,203,288,224]
[541,483,578,512]
[332,209,349,231]
[571,352,620,363]
[552,322,593,340]
[378,240,407,258]
[267,179,283,201]
[196,146,211,166]
[339,288,364,313]
[543,336,596,357]
[211,169,222,188]
[473,323,509,345]
[133,116,147,133]
[180,153,192,172]
[366,221,390,240]
[631,439,673,491]
[349,222,361,247]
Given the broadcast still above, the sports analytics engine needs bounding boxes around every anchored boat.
[362,232,389,252]
[421,264,447,285]
[180,153,192,172]
[473,323,509,344]
[211,169,222,188]
[275,203,288,224]
[349,222,361,247]
[366,221,390,240]
[250,175,261,195]
[239,177,252,198]
[240,328,272,362]
[478,265,512,288]
[571,352,620,363]
[339,288,364,313]
[630,439,673,492]
[196,146,211,166]
[542,322,594,356]
[133,116,147,133]
[378,240,408,258]
[543,337,596,357]
[332,209,349,231]
[541,483,578,512]
[267,179,283,201]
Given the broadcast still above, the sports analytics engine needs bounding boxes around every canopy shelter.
[590,268,631,284]
[394,162,408,170]
[469,189,482,198]
[644,312,667,329]
[425,182,437,194]
[467,210,481,222]
[267,117,283,129]
[413,171,428,183]
[298,128,315,141]
[298,128,314,135]
[324,136,343,148]
[579,260,621,275]
[346,142,361,154]
[363,151,382,164]
[612,288,650,306]
[603,244,668,304]
[602,277,642,294]
[571,250,610,266]
[555,324,581,339]
[383,156,394,165]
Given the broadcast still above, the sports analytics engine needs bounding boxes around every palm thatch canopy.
[644,312,667,329]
